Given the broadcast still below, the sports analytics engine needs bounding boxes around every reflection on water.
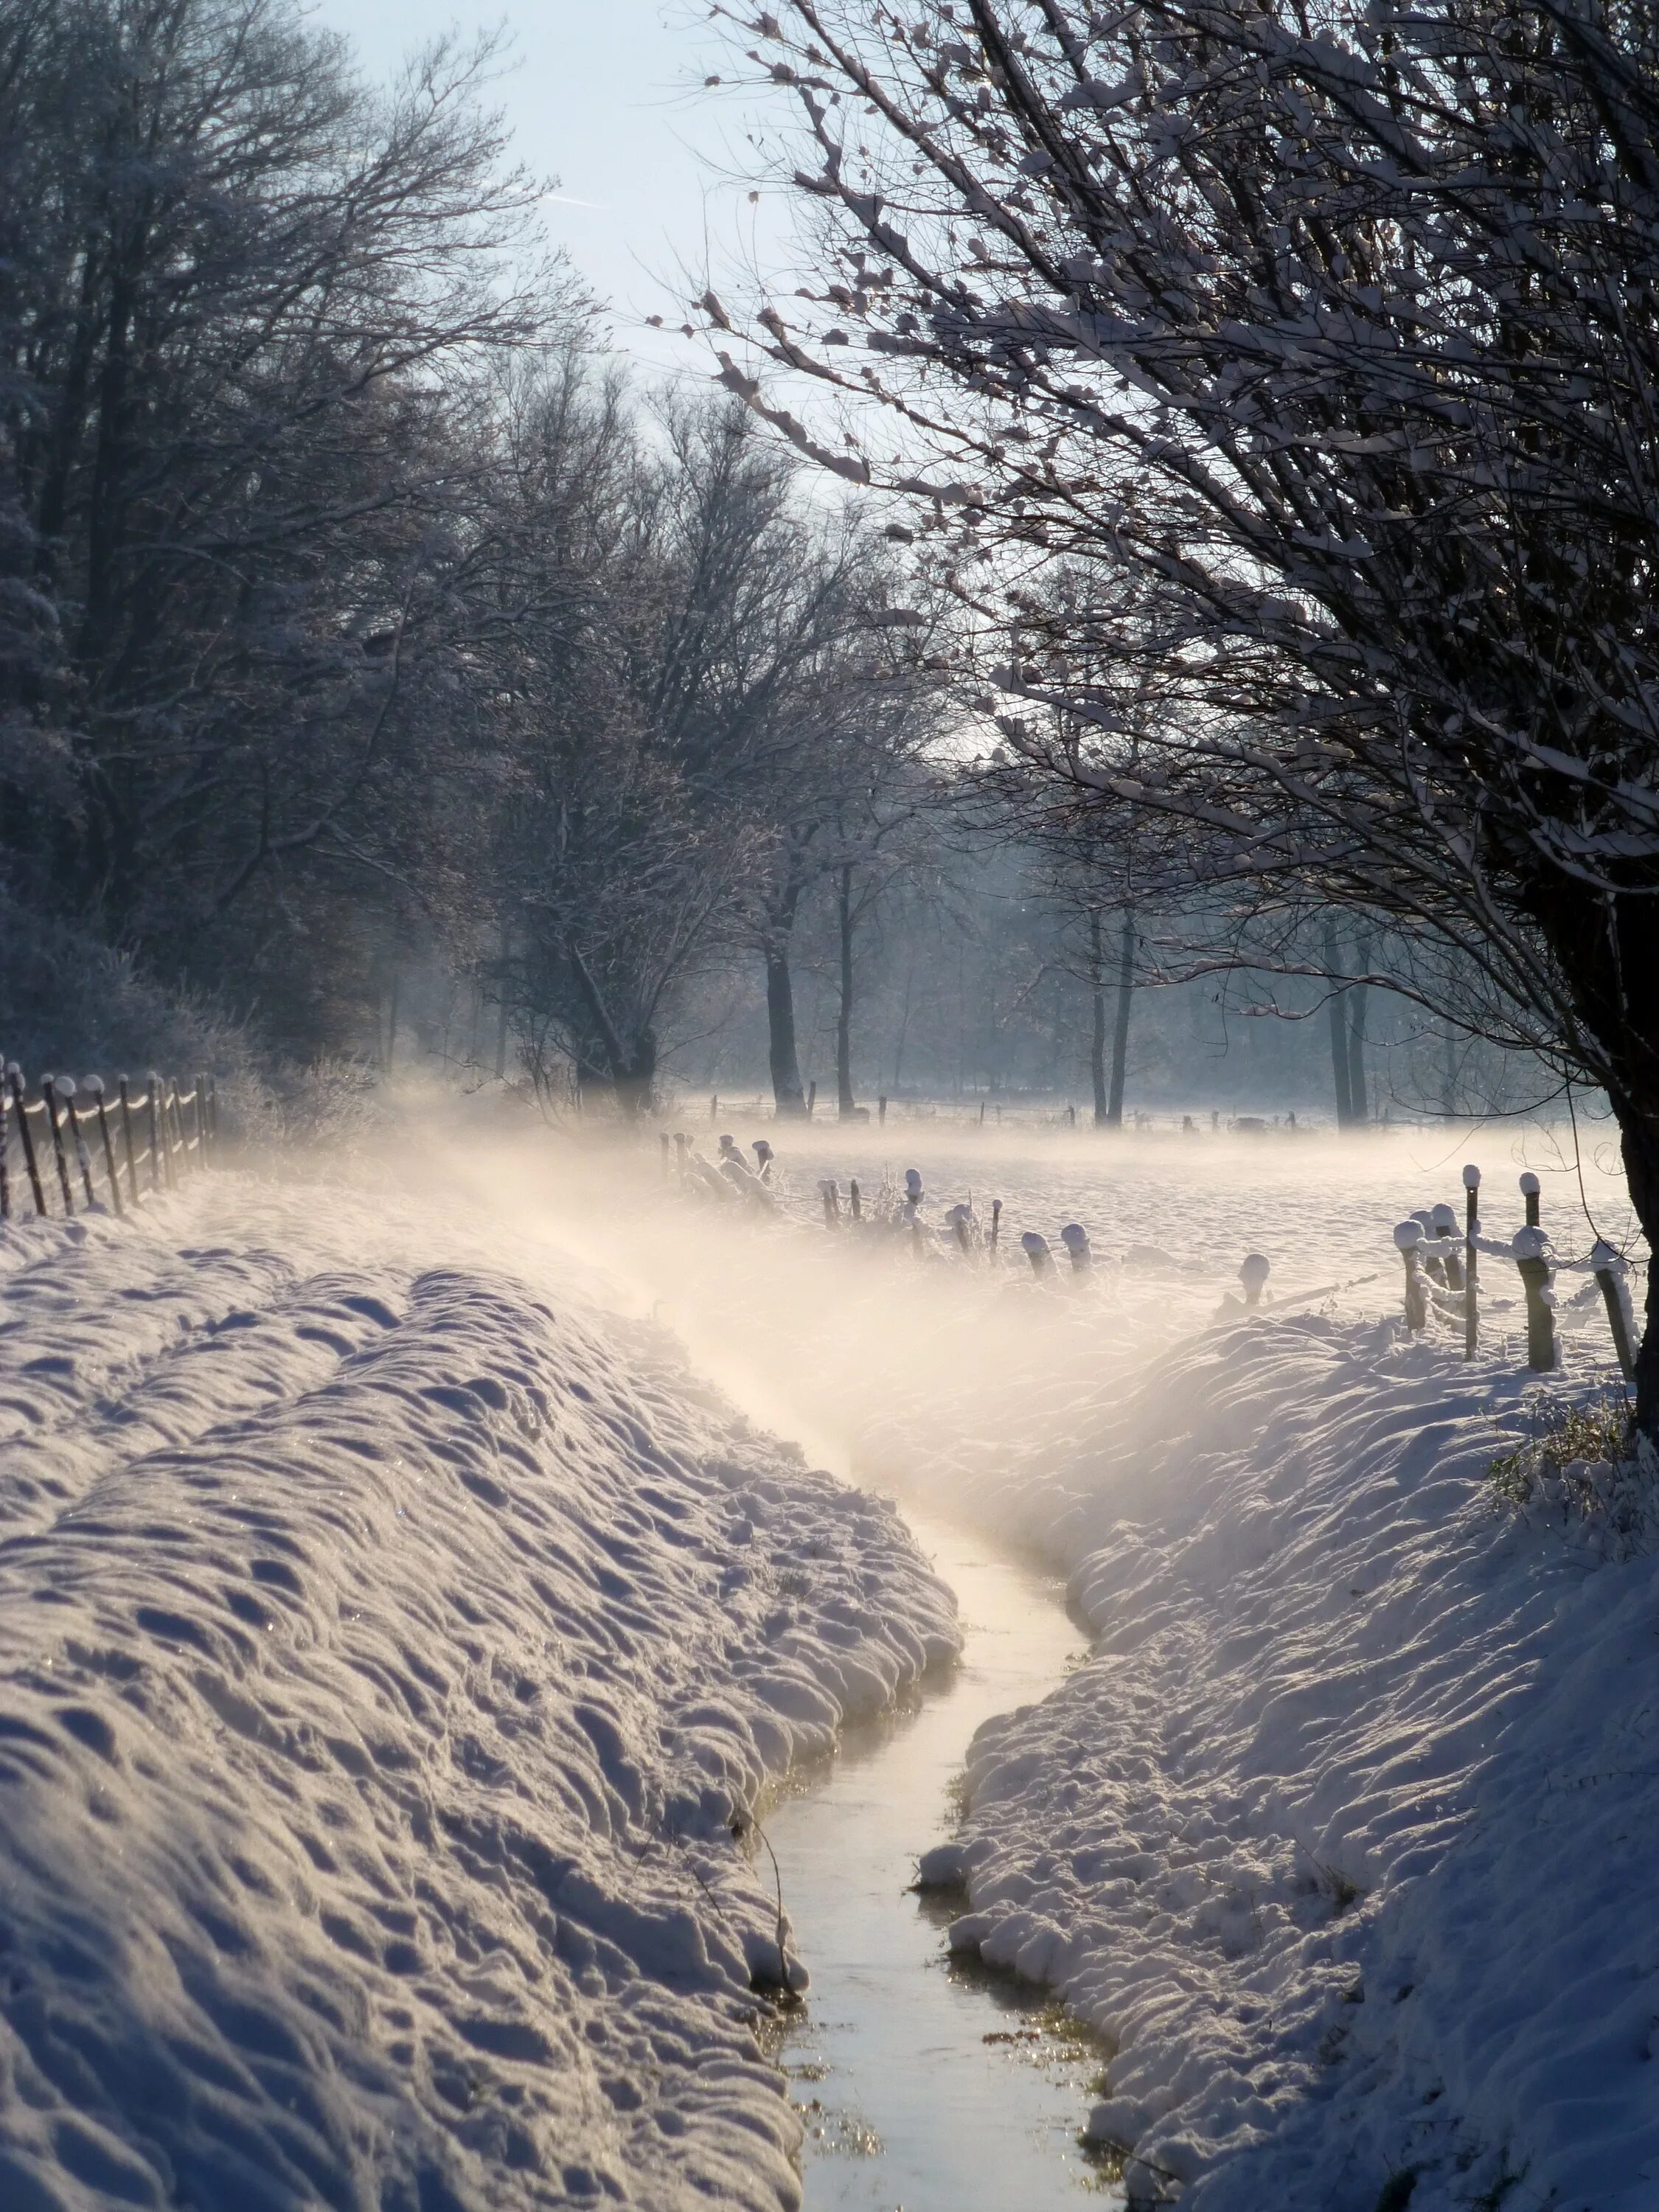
[755,1510,1125,2212]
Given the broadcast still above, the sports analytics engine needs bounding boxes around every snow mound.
[0,1195,957,2212]
[940,1315,1659,2211]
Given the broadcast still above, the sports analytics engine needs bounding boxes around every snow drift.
[0,1187,957,2212]
[926,1312,1658,2211]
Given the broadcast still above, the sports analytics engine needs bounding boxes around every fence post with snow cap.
[1060,1223,1092,1273]
[1464,1164,1481,1358]
[1394,1221,1429,1332]
[42,1079,74,1213]
[85,1078,124,1216]
[1520,1171,1541,1230]
[1021,1231,1054,1278]
[1512,1226,1559,1371]
[947,1203,973,1256]
[1239,1253,1270,1308]
[820,1178,840,1228]
[659,1133,671,1178]
[753,1140,774,1183]
[1591,1242,1638,1382]
[990,1197,1001,1255]
[10,1067,44,1217]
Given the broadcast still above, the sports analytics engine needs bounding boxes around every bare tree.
[708,0,1659,1426]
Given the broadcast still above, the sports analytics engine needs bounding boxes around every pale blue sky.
[312,0,787,378]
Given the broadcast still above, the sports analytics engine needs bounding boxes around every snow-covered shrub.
[1486,1392,1658,1554]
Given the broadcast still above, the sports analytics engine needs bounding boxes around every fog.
[386,1102,1641,1543]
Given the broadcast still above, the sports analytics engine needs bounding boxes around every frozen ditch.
[757,1508,1123,2212]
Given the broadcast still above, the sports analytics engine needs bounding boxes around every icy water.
[757,1509,1124,2212]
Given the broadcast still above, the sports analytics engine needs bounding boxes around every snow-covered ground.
[0,1177,956,2212]
[480,1112,1652,2212]
[7,1105,1654,2212]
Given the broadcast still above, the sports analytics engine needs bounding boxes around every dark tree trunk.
[766,946,807,1116]
[1107,908,1134,1127]
[836,862,857,1118]
[1346,933,1372,1125]
[1324,920,1354,1127]
[1088,910,1109,1125]
[1615,1095,1659,1438]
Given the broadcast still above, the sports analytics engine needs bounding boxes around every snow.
[0,1178,957,2212]
[8,1108,1657,2212]
[505,1117,1652,2208]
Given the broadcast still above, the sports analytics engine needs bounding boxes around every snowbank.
[930,1312,1659,2210]
[0,1186,957,2212]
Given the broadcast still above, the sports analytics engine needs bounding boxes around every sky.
[312,0,792,382]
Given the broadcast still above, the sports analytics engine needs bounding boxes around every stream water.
[758,1509,1124,2212]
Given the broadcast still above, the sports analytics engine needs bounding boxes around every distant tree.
[710,0,1659,1428]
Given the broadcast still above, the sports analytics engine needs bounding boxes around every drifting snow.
[0,1183,956,2212]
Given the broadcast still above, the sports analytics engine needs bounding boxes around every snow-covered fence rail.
[1,1066,218,1222]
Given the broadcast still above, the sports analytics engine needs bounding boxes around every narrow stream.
[758,1509,1124,2212]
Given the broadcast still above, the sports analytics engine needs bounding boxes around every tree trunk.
[1107,908,1133,1127]
[1347,937,1371,1125]
[1614,1094,1659,1438]
[836,863,857,1118]
[1089,911,1109,1124]
[1324,920,1353,1127]
[766,945,807,1116]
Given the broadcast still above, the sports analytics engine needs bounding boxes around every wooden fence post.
[1020,1231,1054,1277]
[169,1082,189,1175]
[1411,1208,1446,1284]
[820,1178,840,1228]
[66,1081,96,1207]
[1433,1202,1463,1290]
[807,1080,817,1120]
[1393,1221,1427,1332]
[118,1079,141,1206]
[1463,1164,1481,1359]
[1520,1171,1540,1229]
[1591,1240,1638,1382]
[947,1203,973,1255]
[877,1094,887,1126]
[1060,1223,1092,1273]
[10,1068,45,1217]
[84,1077,124,1216]
[753,1140,773,1182]
[848,1176,862,1223]
[659,1133,671,1178]
[1239,1253,1270,1308]
[194,1074,208,1163]
[41,1077,74,1212]
[990,1197,1001,1255]
[1512,1226,1558,1371]
[147,1075,165,1190]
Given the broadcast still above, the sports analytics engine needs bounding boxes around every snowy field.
[0,1175,956,2212]
[2,1105,1652,2212]
[470,1109,1652,2211]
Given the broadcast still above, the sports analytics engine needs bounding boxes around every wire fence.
[658,1127,1644,1389]
[1,1067,218,1223]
